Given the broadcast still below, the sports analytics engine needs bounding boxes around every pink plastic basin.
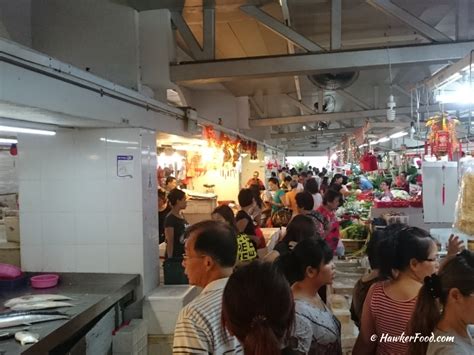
[30,274,59,289]
[0,263,22,279]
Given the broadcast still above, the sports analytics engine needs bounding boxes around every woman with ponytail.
[353,226,440,355]
[277,238,341,355]
[407,250,474,355]
[222,261,296,355]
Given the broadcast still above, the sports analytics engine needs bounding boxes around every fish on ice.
[5,294,72,308]
[0,311,69,329]
[10,301,73,311]
[15,331,39,346]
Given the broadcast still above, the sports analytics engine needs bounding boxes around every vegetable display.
[340,224,368,240]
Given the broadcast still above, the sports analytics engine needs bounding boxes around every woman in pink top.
[353,226,439,355]
[316,190,342,255]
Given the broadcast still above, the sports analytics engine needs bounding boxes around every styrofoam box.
[143,285,201,335]
[113,319,148,353]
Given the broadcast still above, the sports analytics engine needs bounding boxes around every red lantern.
[360,153,377,172]
[9,144,17,156]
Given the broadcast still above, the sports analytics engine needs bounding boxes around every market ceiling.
[125,0,474,149]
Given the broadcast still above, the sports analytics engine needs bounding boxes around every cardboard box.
[4,216,19,243]
[0,241,20,267]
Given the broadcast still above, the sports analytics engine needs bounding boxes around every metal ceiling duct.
[307,71,360,91]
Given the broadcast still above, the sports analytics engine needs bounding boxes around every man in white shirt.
[173,220,242,354]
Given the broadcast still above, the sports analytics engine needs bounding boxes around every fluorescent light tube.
[0,138,18,144]
[0,125,56,136]
[390,131,408,139]
[378,137,390,143]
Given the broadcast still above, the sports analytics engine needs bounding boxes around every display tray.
[341,239,366,253]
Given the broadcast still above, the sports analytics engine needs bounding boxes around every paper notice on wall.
[117,155,134,178]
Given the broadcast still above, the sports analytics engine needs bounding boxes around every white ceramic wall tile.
[105,128,141,146]
[108,244,142,274]
[17,129,158,288]
[41,179,75,212]
[75,212,108,245]
[75,179,107,212]
[21,246,45,272]
[107,212,143,244]
[75,129,107,180]
[41,132,78,180]
[17,150,42,181]
[19,212,43,246]
[43,245,77,272]
[18,180,42,212]
[76,245,108,272]
[42,212,75,245]
[106,179,141,212]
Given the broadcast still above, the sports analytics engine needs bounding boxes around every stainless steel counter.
[0,273,140,354]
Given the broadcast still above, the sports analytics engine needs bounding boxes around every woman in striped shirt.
[353,226,439,355]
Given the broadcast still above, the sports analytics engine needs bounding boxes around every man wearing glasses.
[173,220,242,354]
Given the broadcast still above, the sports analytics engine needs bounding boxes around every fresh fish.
[0,331,15,340]
[0,311,68,329]
[15,331,39,346]
[5,294,71,308]
[10,301,73,311]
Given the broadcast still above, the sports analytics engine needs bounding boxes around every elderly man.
[173,220,242,354]
[245,171,265,190]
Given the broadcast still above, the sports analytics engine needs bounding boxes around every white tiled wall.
[18,128,159,294]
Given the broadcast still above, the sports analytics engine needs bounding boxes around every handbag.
[271,208,292,227]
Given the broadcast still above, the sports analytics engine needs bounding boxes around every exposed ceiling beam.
[202,3,216,60]
[366,0,453,43]
[271,127,361,139]
[249,96,266,118]
[285,95,314,115]
[127,0,275,11]
[279,0,307,116]
[419,52,472,90]
[170,2,215,61]
[239,5,323,52]
[171,11,206,60]
[368,122,410,129]
[331,0,342,50]
[456,0,471,41]
[249,104,443,127]
[285,151,329,156]
[338,90,372,110]
[392,84,411,99]
[170,41,474,84]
